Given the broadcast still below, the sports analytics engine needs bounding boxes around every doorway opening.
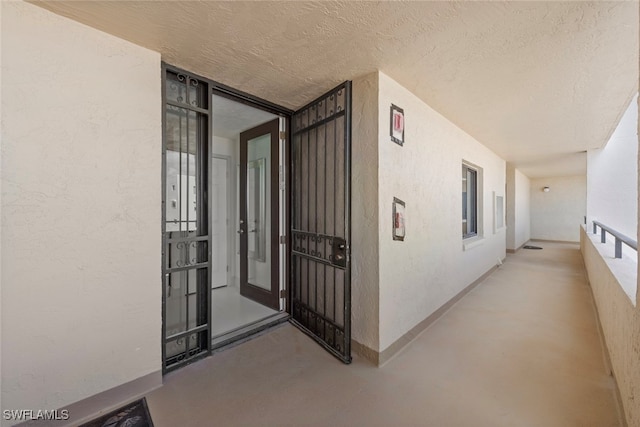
[161,63,353,372]
[210,94,288,346]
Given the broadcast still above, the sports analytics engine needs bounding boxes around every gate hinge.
[279,235,287,244]
[279,131,286,140]
[280,289,287,298]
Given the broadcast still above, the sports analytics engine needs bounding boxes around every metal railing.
[592,221,637,258]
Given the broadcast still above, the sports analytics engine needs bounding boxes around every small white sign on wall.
[494,191,505,233]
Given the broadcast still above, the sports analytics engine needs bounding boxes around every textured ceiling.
[32,1,638,178]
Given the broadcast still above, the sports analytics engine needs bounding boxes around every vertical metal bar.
[343,81,352,360]
[179,107,183,232]
[306,116,310,328]
[323,105,328,335]
[593,222,597,235]
[185,83,193,358]
[615,238,622,258]
[178,80,186,362]
[184,100,191,360]
[161,65,168,372]
[291,131,296,313]
[296,131,302,315]
[206,81,213,354]
[332,89,338,347]
[315,113,319,317]
[186,90,190,230]
[601,228,606,243]
[289,118,295,316]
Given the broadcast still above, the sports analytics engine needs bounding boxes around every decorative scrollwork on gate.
[292,231,333,263]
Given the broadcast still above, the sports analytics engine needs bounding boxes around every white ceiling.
[33,1,638,178]
[212,95,278,140]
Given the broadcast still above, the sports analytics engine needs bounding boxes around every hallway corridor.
[146,242,621,426]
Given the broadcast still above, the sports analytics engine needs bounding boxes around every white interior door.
[212,156,229,288]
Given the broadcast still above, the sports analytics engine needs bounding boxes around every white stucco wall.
[514,168,531,248]
[586,95,638,239]
[530,176,586,242]
[581,227,639,427]
[506,164,517,250]
[213,136,239,286]
[351,72,380,351]
[0,1,3,416]
[506,165,531,251]
[376,72,506,351]
[1,1,161,418]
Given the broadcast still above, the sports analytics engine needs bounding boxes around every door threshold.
[211,312,290,350]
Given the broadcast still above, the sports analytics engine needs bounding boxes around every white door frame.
[212,154,232,289]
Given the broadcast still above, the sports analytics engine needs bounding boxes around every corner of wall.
[506,163,516,250]
[0,0,4,417]
[350,71,381,353]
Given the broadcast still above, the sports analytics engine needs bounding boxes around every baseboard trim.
[506,242,527,253]
[18,370,163,427]
[352,263,499,367]
[530,238,579,244]
[351,339,379,366]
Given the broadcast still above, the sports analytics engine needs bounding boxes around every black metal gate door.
[162,68,211,372]
[290,82,352,363]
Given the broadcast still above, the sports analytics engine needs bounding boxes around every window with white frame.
[462,163,478,238]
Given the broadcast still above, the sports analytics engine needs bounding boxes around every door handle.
[331,237,347,268]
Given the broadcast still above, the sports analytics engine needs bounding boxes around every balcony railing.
[592,221,637,259]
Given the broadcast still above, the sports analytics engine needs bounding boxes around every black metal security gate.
[162,67,211,372]
[290,82,352,363]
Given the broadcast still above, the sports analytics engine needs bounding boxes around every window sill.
[463,236,485,251]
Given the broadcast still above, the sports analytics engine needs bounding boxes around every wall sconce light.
[543,186,550,193]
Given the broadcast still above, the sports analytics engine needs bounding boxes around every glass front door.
[239,119,280,310]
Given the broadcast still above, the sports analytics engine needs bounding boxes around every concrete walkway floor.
[147,242,621,426]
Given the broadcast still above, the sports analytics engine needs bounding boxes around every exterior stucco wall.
[376,72,506,351]
[351,73,380,351]
[1,1,161,419]
[514,169,531,248]
[506,164,531,250]
[586,94,638,239]
[0,0,3,416]
[530,176,586,242]
[581,227,639,427]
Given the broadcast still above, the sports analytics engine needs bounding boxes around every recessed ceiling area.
[213,95,278,140]
[32,1,638,178]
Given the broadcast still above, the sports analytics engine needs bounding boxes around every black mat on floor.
[523,245,543,250]
[80,398,154,427]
